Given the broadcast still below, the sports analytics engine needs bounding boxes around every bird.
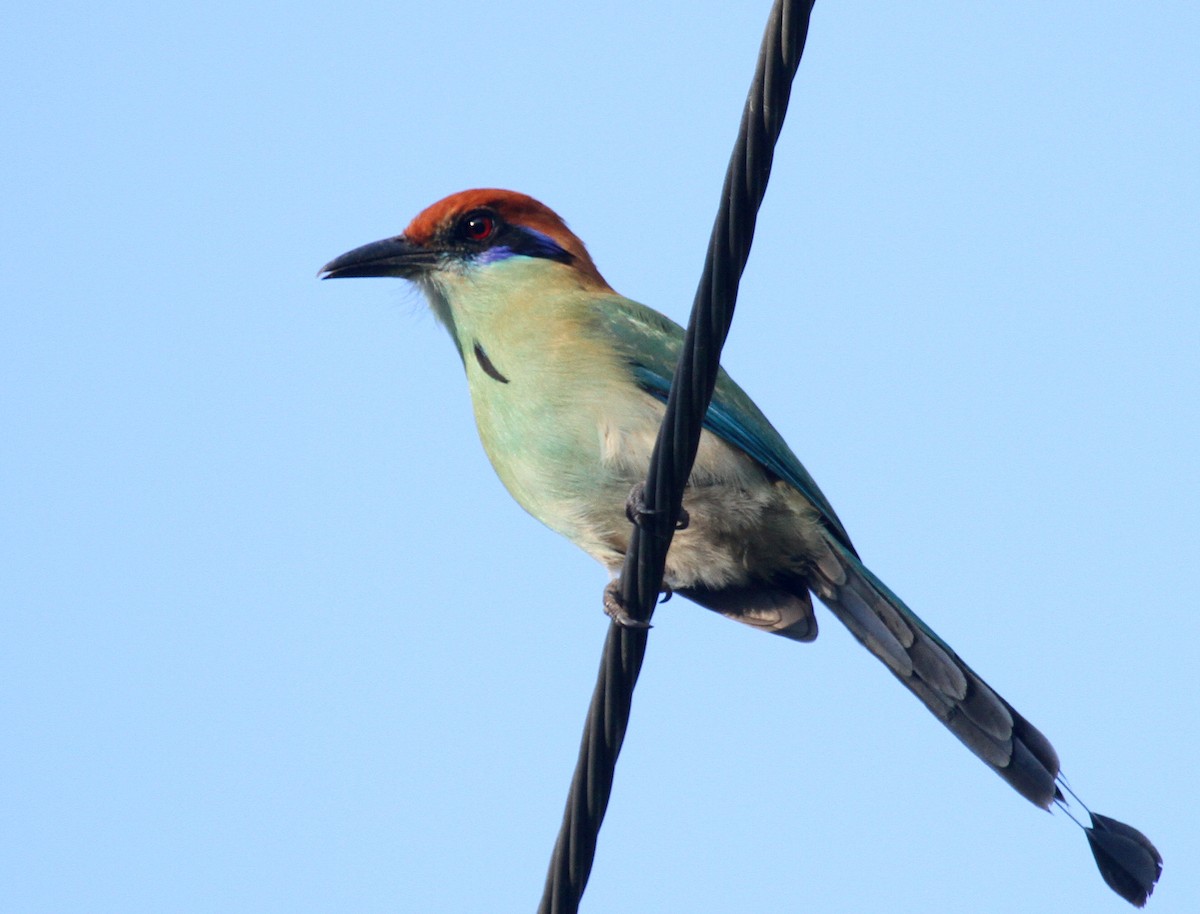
[320,188,1160,906]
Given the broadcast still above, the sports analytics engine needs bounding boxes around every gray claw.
[624,482,690,531]
[603,580,653,629]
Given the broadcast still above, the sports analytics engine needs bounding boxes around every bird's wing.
[598,296,856,554]
[599,299,1062,806]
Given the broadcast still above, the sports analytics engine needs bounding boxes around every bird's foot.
[624,482,689,531]
[602,580,653,629]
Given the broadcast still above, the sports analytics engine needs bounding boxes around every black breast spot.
[473,341,509,384]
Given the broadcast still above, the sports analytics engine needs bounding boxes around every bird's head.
[321,189,624,380]
[319,189,612,297]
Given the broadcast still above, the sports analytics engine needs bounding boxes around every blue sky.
[3,2,1196,912]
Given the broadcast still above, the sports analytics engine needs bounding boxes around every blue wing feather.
[597,295,855,554]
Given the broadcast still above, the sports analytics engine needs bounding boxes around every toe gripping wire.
[537,3,817,912]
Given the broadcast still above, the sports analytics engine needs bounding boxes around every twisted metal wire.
[538,3,817,911]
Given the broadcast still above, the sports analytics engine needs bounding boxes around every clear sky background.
[3,3,1197,912]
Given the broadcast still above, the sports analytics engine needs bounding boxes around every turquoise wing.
[598,296,856,554]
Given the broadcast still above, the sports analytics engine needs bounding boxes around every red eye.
[460,211,496,242]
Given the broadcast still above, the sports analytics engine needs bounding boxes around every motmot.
[320,188,1159,905]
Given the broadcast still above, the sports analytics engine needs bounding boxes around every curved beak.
[318,236,439,280]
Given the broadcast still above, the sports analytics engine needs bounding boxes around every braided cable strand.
[538,3,816,912]
[636,0,812,612]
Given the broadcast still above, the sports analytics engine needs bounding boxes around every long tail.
[810,535,1161,906]
[810,535,1059,806]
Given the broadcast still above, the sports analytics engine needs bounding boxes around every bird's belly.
[475,396,658,566]
[474,388,822,591]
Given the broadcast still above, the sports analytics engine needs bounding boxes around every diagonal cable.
[538,3,817,911]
